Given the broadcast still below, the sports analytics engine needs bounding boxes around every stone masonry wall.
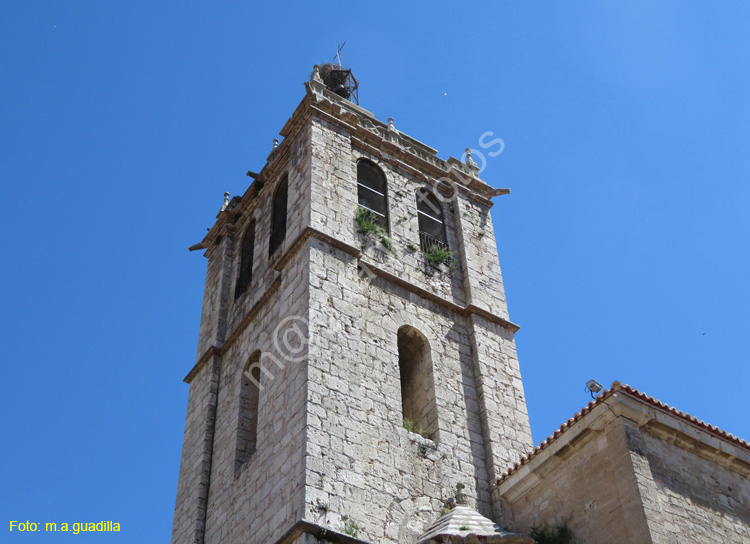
[309,116,467,306]
[498,417,654,544]
[631,424,750,543]
[171,354,219,544]
[303,240,490,543]
[195,225,235,357]
[298,114,533,543]
[454,191,509,321]
[498,404,750,544]
[226,119,312,336]
[174,119,314,544]
[201,245,310,544]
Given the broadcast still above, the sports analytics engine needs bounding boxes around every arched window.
[357,159,389,231]
[269,175,288,256]
[416,187,447,252]
[397,326,438,439]
[235,351,261,471]
[235,221,255,299]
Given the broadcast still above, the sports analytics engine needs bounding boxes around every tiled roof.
[496,381,750,485]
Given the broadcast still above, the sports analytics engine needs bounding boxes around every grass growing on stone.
[424,245,454,271]
[343,520,361,538]
[402,417,416,433]
[403,417,434,441]
[529,521,575,544]
[354,206,380,236]
[355,207,395,254]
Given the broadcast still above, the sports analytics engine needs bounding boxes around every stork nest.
[317,62,351,86]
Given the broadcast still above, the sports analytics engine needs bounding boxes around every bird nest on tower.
[317,62,359,104]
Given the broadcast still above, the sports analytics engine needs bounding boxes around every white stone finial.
[386,117,400,145]
[220,191,230,212]
[465,148,477,168]
[273,138,279,150]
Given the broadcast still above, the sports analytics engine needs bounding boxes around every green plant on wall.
[355,207,395,254]
[403,417,435,441]
[343,519,361,538]
[424,245,454,271]
[529,520,575,544]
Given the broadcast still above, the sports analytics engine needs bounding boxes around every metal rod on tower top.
[335,42,346,66]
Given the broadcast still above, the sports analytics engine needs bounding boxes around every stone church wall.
[497,392,750,544]
[633,425,750,543]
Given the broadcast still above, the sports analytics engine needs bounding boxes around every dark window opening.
[357,159,389,231]
[398,326,438,439]
[269,175,288,257]
[235,221,255,299]
[235,351,261,471]
[416,188,447,252]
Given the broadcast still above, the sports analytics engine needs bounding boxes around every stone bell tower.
[171,64,534,544]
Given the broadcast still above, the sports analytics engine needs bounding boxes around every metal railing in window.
[419,231,448,253]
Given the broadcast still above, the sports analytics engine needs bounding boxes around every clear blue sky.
[2,2,748,542]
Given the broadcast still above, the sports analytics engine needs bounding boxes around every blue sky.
[2,2,748,542]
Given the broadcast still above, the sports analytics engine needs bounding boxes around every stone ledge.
[274,520,374,544]
[363,257,519,334]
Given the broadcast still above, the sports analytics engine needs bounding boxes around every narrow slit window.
[235,221,255,299]
[357,159,389,231]
[269,175,288,256]
[416,188,447,252]
[235,351,261,471]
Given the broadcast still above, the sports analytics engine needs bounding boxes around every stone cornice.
[362,257,519,333]
[183,346,221,384]
[302,84,497,205]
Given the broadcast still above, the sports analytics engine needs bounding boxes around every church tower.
[171,65,534,544]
